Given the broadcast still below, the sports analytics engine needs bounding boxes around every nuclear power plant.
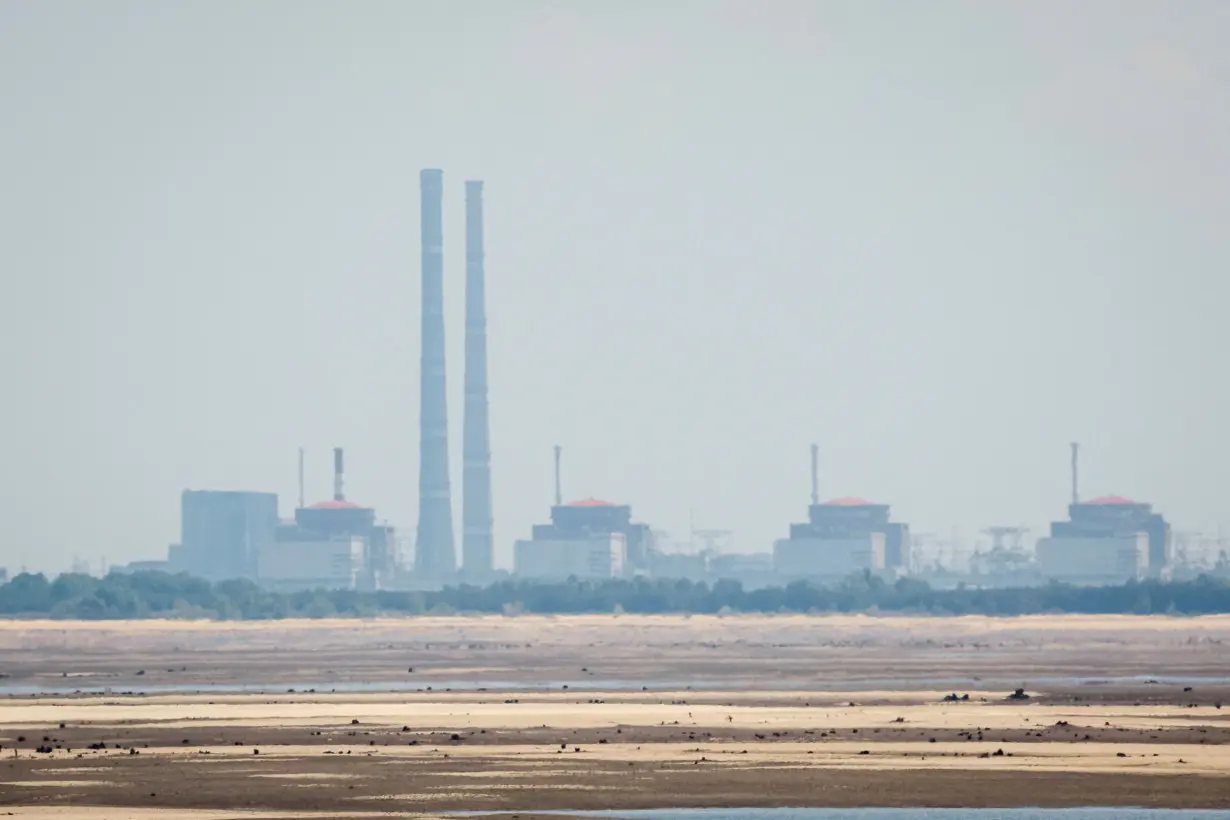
[150,169,1207,592]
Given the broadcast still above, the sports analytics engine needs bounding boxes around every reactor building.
[772,445,910,580]
[1033,444,1171,585]
[256,448,398,591]
[512,448,654,580]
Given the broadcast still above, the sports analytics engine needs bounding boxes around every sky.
[1,0,1228,574]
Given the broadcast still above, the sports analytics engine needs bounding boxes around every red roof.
[1085,495,1137,505]
[565,498,616,507]
[821,497,877,507]
[307,499,368,510]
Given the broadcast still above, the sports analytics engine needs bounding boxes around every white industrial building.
[514,533,626,580]
[774,534,886,579]
[1034,533,1148,585]
[256,536,366,590]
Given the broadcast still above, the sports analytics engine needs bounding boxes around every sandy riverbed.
[1,614,1229,812]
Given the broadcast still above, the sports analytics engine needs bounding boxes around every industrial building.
[177,490,278,581]
[259,448,397,591]
[514,496,653,580]
[1033,444,1172,585]
[1036,496,1170,584]
[772,445,910,580]
[513,448,654,580]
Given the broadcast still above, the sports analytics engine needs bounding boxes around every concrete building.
[707,552,774,585]
[178,490,278,581]
[514,532,626,580]
[774,497,909,580]
[111,560,171,575]
[776,529,886,579]
[1035,532,1148,585]
[1035,495,1171,584]
[647,550,708,581]
[513,497,652,580]
[262,448,396,590]
[257,536,366,591]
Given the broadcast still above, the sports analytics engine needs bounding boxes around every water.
[3,673,1228,697]
[525,811,1224,820]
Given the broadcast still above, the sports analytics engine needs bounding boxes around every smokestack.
[461,179,494,578]
[333,447,344,501]
[414,169,457,578]
[554,445,563,507]
[1070,441,1080,506]
[810,443,819,506]
[298,447,305,509]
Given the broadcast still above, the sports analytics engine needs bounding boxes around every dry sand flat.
[2,614,1230,811]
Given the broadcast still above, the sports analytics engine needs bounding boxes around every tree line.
[0,570,1229,619]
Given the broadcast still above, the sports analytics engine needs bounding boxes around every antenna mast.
[553,445,563,507]
[810,443,819,506]
[1070,442,1080,506]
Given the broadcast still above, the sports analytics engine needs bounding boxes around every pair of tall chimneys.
[415,169,493,580]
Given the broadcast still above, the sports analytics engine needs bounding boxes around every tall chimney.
[333,447,344,501]
[1070,441,1080,506]
[553,445,563,507]
[298,447,305,509]
[414,168,456,578]
[461,180,494,578]
[810,443,819,506]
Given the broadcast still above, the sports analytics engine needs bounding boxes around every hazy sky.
[2,1,1228,573]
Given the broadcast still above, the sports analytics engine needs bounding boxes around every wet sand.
[1,614,1229,813]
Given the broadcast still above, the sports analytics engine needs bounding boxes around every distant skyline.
[1,1,1228,574]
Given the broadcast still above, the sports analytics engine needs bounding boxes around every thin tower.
[809,443,820,506]
[462,179,494,577]
[297,447,305,509]
[1070,441,1080,507]
[553,445,563,507]
[415,168,456,578]
[333,446,345,502]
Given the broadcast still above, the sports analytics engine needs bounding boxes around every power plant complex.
[137,169,1202,592]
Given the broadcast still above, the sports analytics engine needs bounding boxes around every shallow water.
[3,672,1229,697]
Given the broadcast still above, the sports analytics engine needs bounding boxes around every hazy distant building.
[110,560,171,575]
[1035,533,1148,585]
[1035,495,1170,584]
[257,535,366,591]
[647,550,708,581]
[774,497,910,580]
[515,533,625,580]
[708,552,774,583]
[178,490,278,581]
[261,449,397,590]
[513,498,652,580]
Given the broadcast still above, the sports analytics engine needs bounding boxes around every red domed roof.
[822,497,877,507]
[1085,495,1137,505]
[307,499,368,510]
[565,498,616,507]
